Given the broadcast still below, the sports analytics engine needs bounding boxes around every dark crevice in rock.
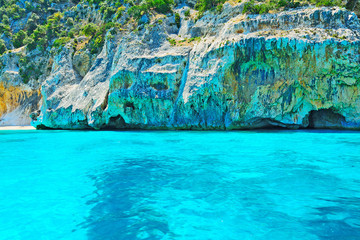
[76,119,91,129]
[101,90,109,111]
[124,102,135,110]
[30,110,41,121]
[150,82,169,90]
[103,115,126,129]
[246,117,294,129]
[36,124,55,130]
[307,109,346,129]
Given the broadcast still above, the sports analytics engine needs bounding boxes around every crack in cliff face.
[170,51,191,125]
[307,109,346,129]
[245,117,295,129]
[35,124,52,130]
[101,90,109,111]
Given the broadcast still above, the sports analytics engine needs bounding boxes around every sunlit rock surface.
[0,49,41,126]
[3,6,360,129]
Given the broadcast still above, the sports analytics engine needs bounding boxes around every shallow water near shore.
[0,130,360,239]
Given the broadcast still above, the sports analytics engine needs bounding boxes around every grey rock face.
[73,49,92,77]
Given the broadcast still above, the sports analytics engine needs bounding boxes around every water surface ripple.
[0,130,359,239]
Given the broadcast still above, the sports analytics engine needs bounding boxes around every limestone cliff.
[2,3,360,129]
[0,48,41,126]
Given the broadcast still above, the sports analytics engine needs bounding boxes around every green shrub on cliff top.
[195,0,225,13]
[148,0,174,14]
[128,0,174,19]
[242,0,300,14]
[84,22,118,53]
[100,4,116,19]
[314,0,342,7]
[242,0,344,14]
[53,37,70,48]
[0,0,352,56]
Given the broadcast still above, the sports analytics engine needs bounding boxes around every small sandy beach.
[0,126,36,130]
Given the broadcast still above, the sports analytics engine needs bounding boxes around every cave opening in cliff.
[103,115,126,129]
[307,109,346,129]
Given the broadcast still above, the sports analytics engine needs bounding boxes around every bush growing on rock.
[100,4,116,19]
[242,0,344,14]
[127,4,148,19]
[216,3,223,12]
[83,23,98,37]
[0,39,7,55]
[167,37,176,45]
[184,9,190,17]
[314,0,342,7]
[128,0,174,19]
[19,62,42,84]
[26,13,40,34]
[175,12,181,28]
[68,28,77,38]
[7,4,25,20]
[66,17,74,26]
[2,15,9,25]
[148,0,174,14]
[24,1,34,11]
[53,37,70,48]
[13,30,27,48]
[91,35,103,53]
[0,23,10,36]
[195,0,225,13]
[24,37,36,51]
[115,6,126,20]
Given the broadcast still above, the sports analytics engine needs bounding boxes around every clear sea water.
[0,130,360,240]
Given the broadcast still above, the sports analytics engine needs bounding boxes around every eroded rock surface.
[2,5,360,130]
[0,49,41,126]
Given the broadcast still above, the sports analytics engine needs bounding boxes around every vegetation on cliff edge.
[0,0,357,55]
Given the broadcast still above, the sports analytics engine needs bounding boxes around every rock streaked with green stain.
[30,6,360,130]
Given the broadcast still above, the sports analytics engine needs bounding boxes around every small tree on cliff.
[13,30,28,48]
[83,23,98,37]
[346,0,358,11]
[0,39,7,55]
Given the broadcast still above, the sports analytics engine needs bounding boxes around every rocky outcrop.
[0,49,41,126]
[73,48,93,77]
[3,5,360,130]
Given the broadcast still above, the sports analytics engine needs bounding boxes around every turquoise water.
[0,130,360,240]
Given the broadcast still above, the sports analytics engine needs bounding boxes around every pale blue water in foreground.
[0,130,360,240]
